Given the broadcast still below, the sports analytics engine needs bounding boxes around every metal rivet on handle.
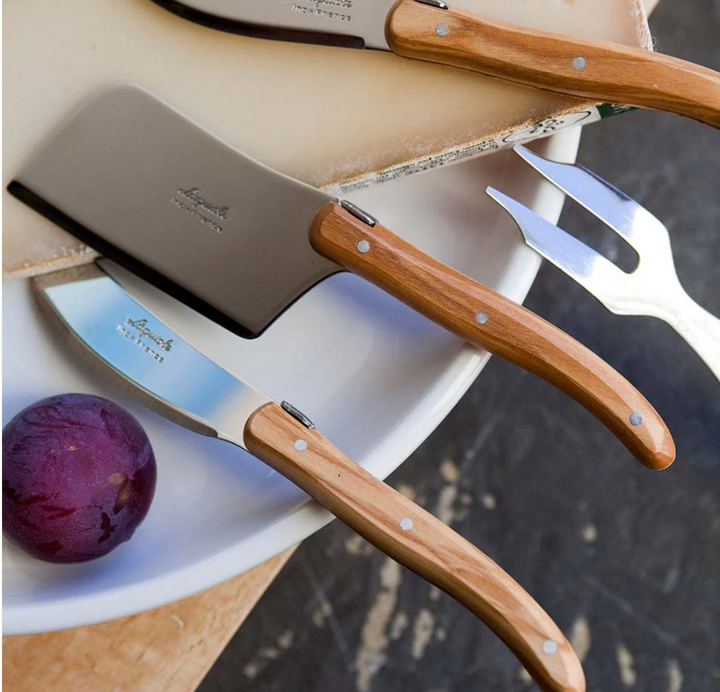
[399,517,414,531]
[294,439,308,452]
[573,56,587,71]
[629,413,643,427]
[436,23,450,37]
[475,312,489,325]
[357,240,371,254]
[542,640,559,655]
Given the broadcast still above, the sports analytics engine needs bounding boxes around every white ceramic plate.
[2,129,580,635]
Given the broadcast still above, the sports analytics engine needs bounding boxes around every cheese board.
[3,0,650,277]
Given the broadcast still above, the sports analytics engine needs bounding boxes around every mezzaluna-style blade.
[34,263,270,446]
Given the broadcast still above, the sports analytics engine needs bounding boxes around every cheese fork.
[487,145,720,382]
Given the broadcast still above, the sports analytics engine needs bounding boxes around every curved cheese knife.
[8,85,674,470]
[34,261,585,692]
[148,0,720,129]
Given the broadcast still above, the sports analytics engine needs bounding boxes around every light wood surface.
[244,401,585,692]
[2,549,294,692]
[386,0,720,129]
[310,201,675,471]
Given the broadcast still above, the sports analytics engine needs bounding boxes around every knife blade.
[148,0,720,128]
[33,261,586,692]
[9,85,675,470]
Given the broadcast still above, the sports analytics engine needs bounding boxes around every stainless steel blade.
[11,85,338,338]
[149,0,392,49]
[34,264,270,448]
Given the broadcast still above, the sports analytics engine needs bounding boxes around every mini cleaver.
[9,86,675,470]
[148,0,720,128]
[33,261,586,692]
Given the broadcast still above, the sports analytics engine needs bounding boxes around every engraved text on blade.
[290,0,354,23]
[117,318,174,363]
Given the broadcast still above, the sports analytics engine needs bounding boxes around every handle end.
[619,405,675,471]
[525,638,587,692]
[642,434,676,471]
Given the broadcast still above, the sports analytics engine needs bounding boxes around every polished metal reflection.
[35,266,270,447]
[281,401,316,429]
[487,146,720,381]
[415,0,450,10]
[340,199,378,227]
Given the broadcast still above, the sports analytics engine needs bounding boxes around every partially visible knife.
[148,0,720,128]
[33,261,585,692]
[9,86,675,469]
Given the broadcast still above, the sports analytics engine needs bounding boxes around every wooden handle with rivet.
[309,201,675,470]
[244,401,586,692]
[385,0,720,129]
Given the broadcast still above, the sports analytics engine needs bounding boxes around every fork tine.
[486,187,629,309]
[513,145,665,253]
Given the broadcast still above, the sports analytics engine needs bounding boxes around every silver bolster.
[413,0,450,10]
[281,401,316,430]
[338,199,378,227]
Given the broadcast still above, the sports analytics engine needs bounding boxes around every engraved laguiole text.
[169,187,228,233]
[116,318,173,363]
[291,0,353,22]
[177,188,229,220]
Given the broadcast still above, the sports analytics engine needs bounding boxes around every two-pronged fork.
[487,145,720,382]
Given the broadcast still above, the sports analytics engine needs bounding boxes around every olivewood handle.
[385,0,720,129]
[309,202,675,470]
[244,402,586,692]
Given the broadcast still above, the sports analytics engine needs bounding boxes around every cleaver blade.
[10,85,337,339]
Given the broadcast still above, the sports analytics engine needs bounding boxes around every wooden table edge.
[2,548,296,692]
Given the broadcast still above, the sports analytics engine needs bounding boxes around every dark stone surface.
[199,3,719,690]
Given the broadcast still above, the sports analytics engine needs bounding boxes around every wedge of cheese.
[3,0,650,276]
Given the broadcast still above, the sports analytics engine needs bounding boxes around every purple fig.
[3,393,156,563]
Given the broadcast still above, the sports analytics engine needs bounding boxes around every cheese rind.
[3,0,650,276]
